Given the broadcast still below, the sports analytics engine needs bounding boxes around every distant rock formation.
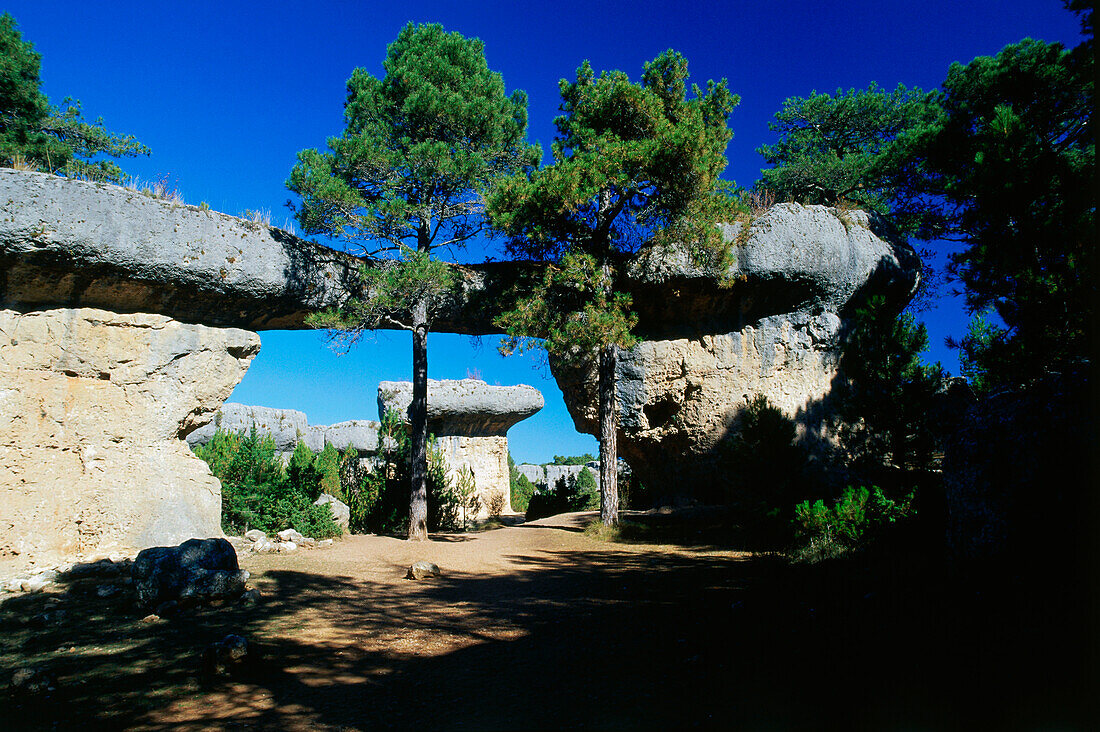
[377,379,544,437]
[0,308,259,572]
[516,462,602,490]
[378,379,544,516]
[186,403,380,458]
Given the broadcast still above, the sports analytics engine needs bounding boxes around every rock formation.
[0,307,259,571]
[516,462,605,491]
[0,169,521,333]
[2,169,919,518]
[186,402,380,458]
[378,379,544,516]
[552,205,919,498]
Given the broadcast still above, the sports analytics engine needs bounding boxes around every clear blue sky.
[5,1,1084,462]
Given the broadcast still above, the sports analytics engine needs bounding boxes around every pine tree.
[0,13,148,182]
[289,23,537,540]
[488,50,737,526]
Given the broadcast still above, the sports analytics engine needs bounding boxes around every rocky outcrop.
[186,402,380,457]
[0,307,259,572]
[378,379,544,437]
[379,379,544,516]
[517,462,602,490]
[553,205,919,499]
[0,169,524,333]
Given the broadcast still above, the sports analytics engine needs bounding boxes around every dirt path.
[0,510,1087,730]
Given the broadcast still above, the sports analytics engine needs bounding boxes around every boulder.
[406,561,441,580]
[377,379,543,437]
[243,529,267,543]
[132,538,249,608]
[0,308,259,571]
[314,494,350,532]
[276,528,305,543]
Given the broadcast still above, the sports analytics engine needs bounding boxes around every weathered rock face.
[186,402,380,457]
[378,379,544,437]
[0,169,523,333]
[437,435,512,516]
[0,308,259,571]
[554,205,919,499]
[2,170,920,510]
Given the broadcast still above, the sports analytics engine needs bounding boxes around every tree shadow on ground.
[0,537,1090,731]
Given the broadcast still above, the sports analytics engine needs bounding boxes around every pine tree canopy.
[488,49,739,358]
[0,12,148,183]
[288,21,539,253]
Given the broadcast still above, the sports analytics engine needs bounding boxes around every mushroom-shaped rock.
[377,379,543,437]
[378,379,543,519]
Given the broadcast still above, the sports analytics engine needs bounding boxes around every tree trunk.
[598,343,619,526]
[408,297,429,541]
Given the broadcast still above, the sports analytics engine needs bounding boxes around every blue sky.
[5,1,1085,462]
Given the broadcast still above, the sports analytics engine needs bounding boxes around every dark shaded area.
[1,522,1091,730]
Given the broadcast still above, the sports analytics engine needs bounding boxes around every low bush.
[193,427,341,538]
[339,408,463,535]
[508,454,536,513]
[790,485,915,562]
[525,469,599,520]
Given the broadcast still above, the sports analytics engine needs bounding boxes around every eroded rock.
[0,308,259,571]
[554,205,919,499]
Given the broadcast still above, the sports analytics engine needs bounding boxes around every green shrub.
[193,426,342,538]
[314,442,343,499]
[525,471,599,520]
[339,408,462,534]
[722,394,808,509]
[791,485,915,562]
[508,454,535,512]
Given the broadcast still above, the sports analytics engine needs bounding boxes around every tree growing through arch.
[488,50,738,526]
[288,22,538,540]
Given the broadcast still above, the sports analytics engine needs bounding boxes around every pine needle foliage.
[0,13,148,182]
[488,50,739,527]
[288,22,536,540]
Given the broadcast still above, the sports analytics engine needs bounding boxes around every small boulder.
[202,634,251,676]
[10,666,54,693]
[406,561,441,580]
[20,570,59,593]
[319,539,334,547]
[314,494,350,532]
[278,542,297,553]
[133,538,249,609]
[251,537,278,554]
[244,529,267,543]
[276,528,304,544]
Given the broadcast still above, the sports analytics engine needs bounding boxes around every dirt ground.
[0,508,1090,730]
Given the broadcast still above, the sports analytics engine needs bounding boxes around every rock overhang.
[377,379,544,437]
[0,170,918,341]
